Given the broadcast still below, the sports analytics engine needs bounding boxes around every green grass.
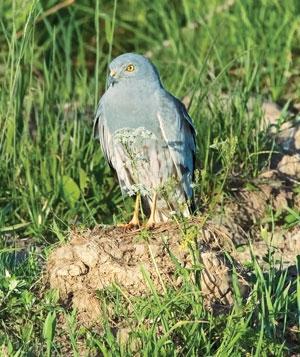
[0,0,300,355]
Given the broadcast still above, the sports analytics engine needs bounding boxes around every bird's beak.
[108,69,117,87]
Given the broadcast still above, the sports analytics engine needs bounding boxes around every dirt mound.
[47,225,249,324]
[46,176,300,325]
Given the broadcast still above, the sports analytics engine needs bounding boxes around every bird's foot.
[145,219,155,229]
[117,217,140,231]
[119,223,137,231]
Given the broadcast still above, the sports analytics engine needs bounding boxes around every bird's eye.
[125,64,135,72]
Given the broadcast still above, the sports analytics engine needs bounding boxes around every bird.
[94,53,196,228]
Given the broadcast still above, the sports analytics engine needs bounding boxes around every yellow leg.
[117,194,140,229]
[129,193,140,226]
[146,192,158,228]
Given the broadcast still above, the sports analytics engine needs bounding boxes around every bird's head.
[107,53,161,88]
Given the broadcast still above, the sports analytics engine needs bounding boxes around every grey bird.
[94,53,196,227]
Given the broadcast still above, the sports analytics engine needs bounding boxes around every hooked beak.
[108,69,117,87]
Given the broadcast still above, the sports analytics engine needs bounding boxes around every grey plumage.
[94,53,196,223]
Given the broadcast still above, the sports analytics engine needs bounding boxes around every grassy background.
[0,0,300,355]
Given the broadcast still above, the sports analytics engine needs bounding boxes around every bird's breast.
[104,86,161,137]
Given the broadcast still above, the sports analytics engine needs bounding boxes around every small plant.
[43,311,56,357]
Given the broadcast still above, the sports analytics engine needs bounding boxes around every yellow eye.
[126,64,135,72]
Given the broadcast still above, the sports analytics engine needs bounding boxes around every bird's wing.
[93,98,114,169]
[157,91,196,198]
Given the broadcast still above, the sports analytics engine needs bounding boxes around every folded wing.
[157,92,196,199]
[94,99,114,169]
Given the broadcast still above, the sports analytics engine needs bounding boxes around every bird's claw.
[117,220,140,231]
[145,220,155,229]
